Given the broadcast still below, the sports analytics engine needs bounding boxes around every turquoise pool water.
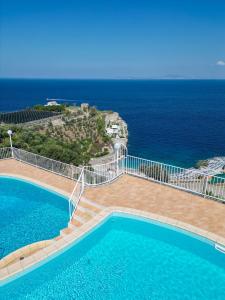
[0,176,69,257]
[209,173,225,184]
[1,214,225,299]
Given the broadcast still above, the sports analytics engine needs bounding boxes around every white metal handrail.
[84,155,125,186]
[69,168,84,220]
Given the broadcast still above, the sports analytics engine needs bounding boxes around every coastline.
[0,79,225,167]
[190,157,225,177]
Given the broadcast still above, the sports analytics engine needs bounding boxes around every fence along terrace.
[0,145,225,218]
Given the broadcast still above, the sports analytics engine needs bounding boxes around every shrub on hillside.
[139,164,169,183]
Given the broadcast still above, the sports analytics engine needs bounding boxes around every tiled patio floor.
[1,159,225,238]
[84,175,225,238]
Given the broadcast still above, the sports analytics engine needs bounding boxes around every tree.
[195,160,208,169]
[33,104,66,113]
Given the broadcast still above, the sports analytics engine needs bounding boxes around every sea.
[0,79,225,168]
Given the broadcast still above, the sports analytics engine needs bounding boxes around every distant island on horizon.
[1,77,225,81]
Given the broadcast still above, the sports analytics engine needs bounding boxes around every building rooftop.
[45,100,60,106]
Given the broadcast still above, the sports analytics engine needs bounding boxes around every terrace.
[0,146,225,280]
[1,158,224,236]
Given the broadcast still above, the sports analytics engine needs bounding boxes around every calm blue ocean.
[0,79,225,167]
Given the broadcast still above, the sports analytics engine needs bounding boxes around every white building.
[106,124,120,136]
[112,124,120,132]
[106,128,114,135]
[45,100,60,106]
[81,103,89,110]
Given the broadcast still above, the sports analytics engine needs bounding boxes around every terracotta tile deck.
[84,174,225,238]
[0,159,74,196]
[1,158,225,239]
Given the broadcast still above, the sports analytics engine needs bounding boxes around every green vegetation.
[0,105,113,165]
[205,190,214,197]
[195,159,208,169]
[33,104,67,113]
[139,164,169,182]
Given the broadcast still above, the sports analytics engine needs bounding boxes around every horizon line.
[1,77,225,81]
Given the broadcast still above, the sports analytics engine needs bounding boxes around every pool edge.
[0,173,71,199]
[1,206,225,285]
[0,174,70,271]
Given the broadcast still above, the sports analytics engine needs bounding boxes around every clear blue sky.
[0,0,225,79]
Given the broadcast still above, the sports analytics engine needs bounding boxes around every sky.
[0,0,225,79]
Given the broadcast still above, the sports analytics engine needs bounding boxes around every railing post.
[116,149,119,176]
[114,143,120,176]
[122,156,125,174]
[71,165,74,180]
[7,130,14,158]
[124,156,126,173]
[203,176,209,197]
[35,153,38,167]
[160,163,163,184]
[81,169,85,192]
[19,149,22,162]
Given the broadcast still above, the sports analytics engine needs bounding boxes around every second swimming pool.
[2,213,225,299]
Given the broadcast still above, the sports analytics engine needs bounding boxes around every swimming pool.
[1,213,225,299]
[0,176,69,257]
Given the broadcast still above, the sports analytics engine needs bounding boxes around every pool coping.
[1,206,225,284]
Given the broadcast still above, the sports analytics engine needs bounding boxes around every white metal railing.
[12,147,83,181]
[0,147,12,160]
[69,168,84,220]
[0,146,224,204]
[125,155,225,202]
[84,155,125,186]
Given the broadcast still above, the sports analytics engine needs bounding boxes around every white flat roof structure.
[45,101,60,106]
